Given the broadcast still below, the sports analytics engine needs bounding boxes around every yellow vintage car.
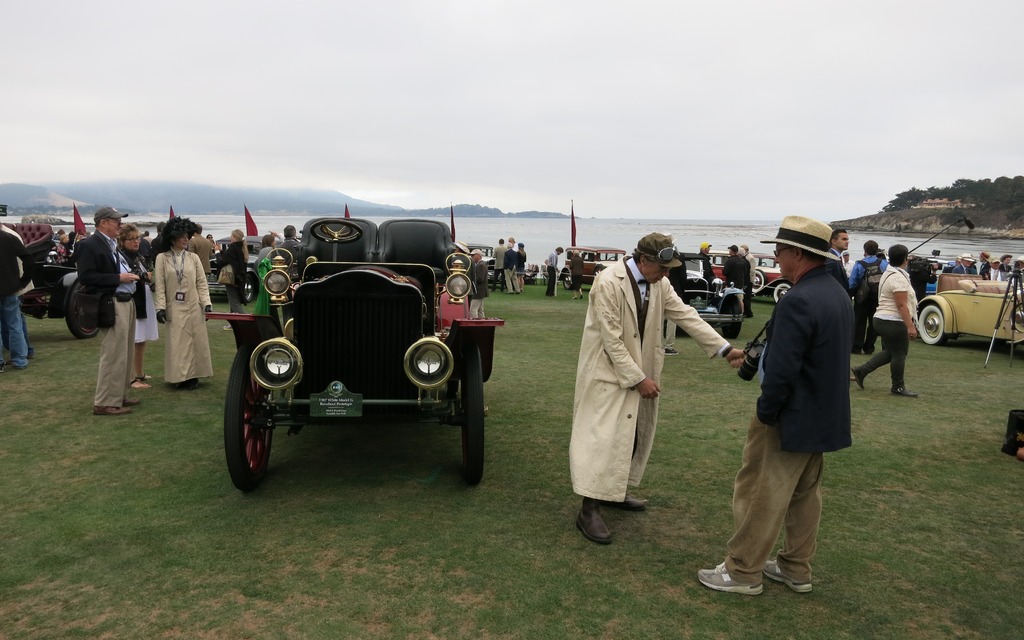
[917,273,1024,346]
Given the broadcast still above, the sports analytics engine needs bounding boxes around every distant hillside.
[832,175,1024,239]
[0,181,565,219]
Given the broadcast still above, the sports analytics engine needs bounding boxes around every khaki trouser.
[94,299,137,408]
[725,415,823,584]
[505,268,519,292]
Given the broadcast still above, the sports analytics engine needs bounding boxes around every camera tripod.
[984,269,1024,367]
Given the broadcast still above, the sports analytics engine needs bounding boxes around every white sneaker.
[762,559,813,593]
[223,324,232,331]
[697,562,763,595]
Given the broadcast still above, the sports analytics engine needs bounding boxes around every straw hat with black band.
[761,216,840,261]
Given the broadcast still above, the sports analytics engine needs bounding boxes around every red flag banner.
[344,204,351,219]
[244,205,259,236]
[450,204,456,241]
[570,200,577,246]
[72,203,86,236]
[169,205,176,219]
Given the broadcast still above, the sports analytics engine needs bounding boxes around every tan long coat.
[569,258,728,501]
[154,250,213,383]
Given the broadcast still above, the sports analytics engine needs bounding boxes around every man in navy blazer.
[77,207,142,416]
[699,215,853,596]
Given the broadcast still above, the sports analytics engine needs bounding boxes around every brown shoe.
[121,398,141,407]
[93,405,132,416]
[599,495,648,511]
[576,497,612,544]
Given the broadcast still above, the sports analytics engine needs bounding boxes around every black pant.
[743,284,753,317]
[859,318,910,390]
[546,265,557,296]
[852,300,878,352]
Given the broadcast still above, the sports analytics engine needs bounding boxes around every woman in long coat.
[154,217,213,390]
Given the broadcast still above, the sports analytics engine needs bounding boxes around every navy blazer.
[76,232,122,294]
[757,265,853,453]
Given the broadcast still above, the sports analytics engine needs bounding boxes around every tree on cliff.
[881,176,1024,218]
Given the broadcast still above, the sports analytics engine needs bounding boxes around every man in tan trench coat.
[570,233,745,544]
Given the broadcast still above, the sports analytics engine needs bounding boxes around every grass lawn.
[2,283,1022,639]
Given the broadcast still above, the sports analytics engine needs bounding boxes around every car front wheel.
[243,271,258,304]
[752,269,767,294]
[460,343,485,485]
[918,304,949,345]
[720,296,743,339]
[224,345,273,491]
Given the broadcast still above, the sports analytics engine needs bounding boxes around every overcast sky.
[2,1,1021,220]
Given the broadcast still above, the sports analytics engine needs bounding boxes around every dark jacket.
[0,232,34,296]
[123,248,150,319]
[76,232,122,294]
[757,265,853,452]
[825,250,849,294]
[218,241,247,287]
[723,254,749,288]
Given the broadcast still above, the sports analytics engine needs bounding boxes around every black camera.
[737,339,765,381]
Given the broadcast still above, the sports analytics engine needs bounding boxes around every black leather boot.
[576,497,612,544]
[891,385,918,397]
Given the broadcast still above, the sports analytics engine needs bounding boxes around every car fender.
[50,270,79,318]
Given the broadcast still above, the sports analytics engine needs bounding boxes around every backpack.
[854,259,883,305]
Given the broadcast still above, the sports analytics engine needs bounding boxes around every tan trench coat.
[569,258,729,502]
[154,250,214,383]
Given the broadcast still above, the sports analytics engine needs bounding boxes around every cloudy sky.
[2,0,1021,219]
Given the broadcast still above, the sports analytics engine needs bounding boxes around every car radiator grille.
[294,288,424,415]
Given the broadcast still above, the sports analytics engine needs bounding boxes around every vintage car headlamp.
[264,269,291,297]
[250,338,303,390]
[445,272,472,301]
[403,337,454,389]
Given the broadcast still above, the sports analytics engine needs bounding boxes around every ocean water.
[11,212,1022,261]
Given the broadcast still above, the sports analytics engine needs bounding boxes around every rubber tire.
[64,279,100,340]
[772,281,791,303]
[720,296,743,339]
[242,271,258,304]
[224,345,273,491]
[460,343,485,486]
[562,270,573,290]
[918,304,949,346]
[752,269,767,294]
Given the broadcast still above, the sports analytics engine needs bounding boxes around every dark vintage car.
[209,218,504,491]
[670,252,745,339]
[4,222,96,339]
[208,235,262,304]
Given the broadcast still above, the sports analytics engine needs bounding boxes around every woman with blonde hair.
[117,223,158,388]
[218,229,248,325]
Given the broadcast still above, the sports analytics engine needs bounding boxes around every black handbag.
[78,290,116,329]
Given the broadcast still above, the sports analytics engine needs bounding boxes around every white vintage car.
[917,273,1024,346]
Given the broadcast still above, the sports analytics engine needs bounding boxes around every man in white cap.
[570,232,745,544]
[951,253,978,275]
[698,215,853,595]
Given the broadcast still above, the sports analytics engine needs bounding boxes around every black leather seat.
[377,219,454,269]
[297,218,378,267]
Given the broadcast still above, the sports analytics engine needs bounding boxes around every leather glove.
[156,309,167,324]
[203,305,212,313]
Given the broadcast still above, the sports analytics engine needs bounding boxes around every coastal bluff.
[832,208,1024,240]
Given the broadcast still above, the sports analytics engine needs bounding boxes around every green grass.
[2,285,1023,639]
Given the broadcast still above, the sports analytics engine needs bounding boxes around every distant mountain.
[0,181,566,219]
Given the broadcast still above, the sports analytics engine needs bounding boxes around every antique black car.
[670,251,745,339]
[211,218,503,491]
[3,222,96,339]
